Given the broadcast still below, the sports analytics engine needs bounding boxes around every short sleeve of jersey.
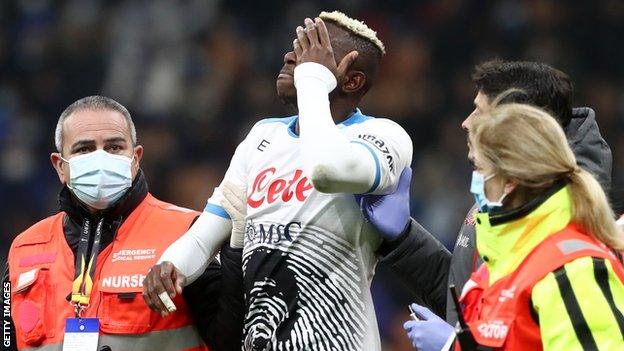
[350,118,413,195]
[204,125,257,218]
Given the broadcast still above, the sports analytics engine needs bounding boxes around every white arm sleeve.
[295,62,376,194]
[158,211,231,284]
[294,62,413,195]
[158,126,253,284]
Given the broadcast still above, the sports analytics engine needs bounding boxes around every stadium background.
[1,1,623,349]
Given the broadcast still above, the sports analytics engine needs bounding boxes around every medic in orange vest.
[3,96,245,351]
[449,101,624,350]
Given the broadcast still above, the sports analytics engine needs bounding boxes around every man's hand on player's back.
[294,17,358,84]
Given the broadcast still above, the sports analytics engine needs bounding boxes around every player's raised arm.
[294,17,411,195]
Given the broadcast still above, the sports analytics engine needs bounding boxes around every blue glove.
[403,303,455,351]
[355,167,412,240]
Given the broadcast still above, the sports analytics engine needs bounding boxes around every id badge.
[62,318,99,351]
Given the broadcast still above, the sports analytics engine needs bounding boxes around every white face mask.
[470,171,508,213]
[62,149,133,210]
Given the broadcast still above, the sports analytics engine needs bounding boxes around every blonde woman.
[455,101,624,350]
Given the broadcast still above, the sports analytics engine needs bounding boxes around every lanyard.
[71,218,104,317]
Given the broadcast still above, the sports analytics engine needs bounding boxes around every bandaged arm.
[295,62,412,195]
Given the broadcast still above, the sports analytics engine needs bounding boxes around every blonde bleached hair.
[470,93,624,250]
[319,10,385,55]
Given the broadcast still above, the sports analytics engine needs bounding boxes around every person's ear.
[131,145,144,177]
[341,70,366,94]
[50,152,67,184]
[503,181,517,195]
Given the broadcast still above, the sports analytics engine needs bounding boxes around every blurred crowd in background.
[1,0,624,349]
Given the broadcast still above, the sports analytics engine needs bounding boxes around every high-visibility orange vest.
[8,194,210,351]
[456,224,624,350]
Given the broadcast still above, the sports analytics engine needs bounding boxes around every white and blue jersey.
[206,109,412,351]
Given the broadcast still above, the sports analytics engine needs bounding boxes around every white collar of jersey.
[287,108,371,137]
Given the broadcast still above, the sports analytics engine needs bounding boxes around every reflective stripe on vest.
[21,325,206,351]
[21,344,61,351]
[557,239,605,255]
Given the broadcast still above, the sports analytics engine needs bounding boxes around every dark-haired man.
[144,11,412,351]
[465,60,610,188]
[359,60,612,350]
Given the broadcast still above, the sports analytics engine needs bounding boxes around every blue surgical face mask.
[470,170,507,212]
[62,149,133,210]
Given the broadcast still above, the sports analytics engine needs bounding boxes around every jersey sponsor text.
[247,167,313,208]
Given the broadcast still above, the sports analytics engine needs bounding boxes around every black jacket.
[2,170,244,351]
[379,107,613,325]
